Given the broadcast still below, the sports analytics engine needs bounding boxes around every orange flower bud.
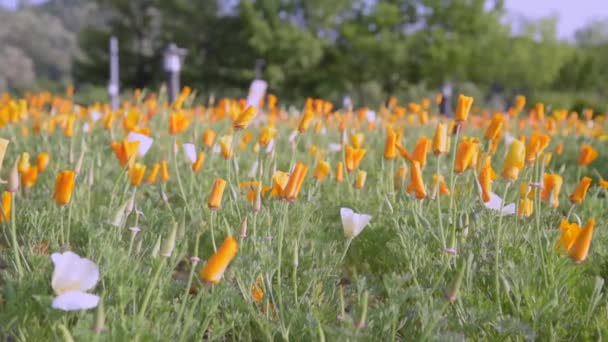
[517,198,533,218]
[21,165,38,188]
[53,170,75,206]
[313,160,331,182]
[270,171,290,196]
[541,174,562,208]
[384,128,397,160]
[281,162,308,201]
[578,145,598,166]
[219,135,233,159]
[200,236,238,284]
[484,114,504,141]
[129,163,146,186]
[355,170,367,190]
[394,164,408,190]
[208,178,227,210]
[412,136,430,168]
[432,174,450,196]
[351,133,365,148]
[233,106,258,130]
[569,219,595,263]
[160,160,170,182]
[0,191,11,223]
[259,126,277,146]
[169,112,190,135]
[569,176,592,204]
[555,143,564,155]
[298,110,315,133]
[432,122,449,155]
[0,138,9,171]
[36,152,50,173]
[525,131,550,163]
[479,163,493,203]
[141,163,158,185]
[407,161,426,199]
[335,162,344,183]
[192,152,206,173]
[18,152,31,173]
[344,145,366,172]
[454,137,480,174]
[64,115,75,138]
[501,140,525,181]
[514,95,526,112]
[111,140,140,166]
[455,95,473,122]
[202,129,216,147]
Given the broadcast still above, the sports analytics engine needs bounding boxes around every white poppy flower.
[503,132,515,147]
[82,123,91,133]
[474,178,515,215]
[51,251,100,311]
[288,130,298,143]
[365,110,376,123]
[89,110,102,122]
[265,139,275,154]
[212,143,220,154]
[483,192,516,215]
[248,160,259,179]
[182,143,197,163]
[328,143,342,152]
[126,132,154,157]
[340,208,372,239]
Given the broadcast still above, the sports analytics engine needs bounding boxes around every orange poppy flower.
[200,236,238,284]
[313,160,331,182]
[0,192,11,223]
[53,170,75,206]
[454,137,480,174]
[344,145,366,172]
[578,145,598,166]
[541,174,562,208]
[355,170,367,190]
[407,161,426,199]
[501,140,525,181]
[129,163,146,186]
[147,163,160,184]
[208,178,227,210]
[455,95,473,122]
[233,106,258,130]
[569,176,592,204]
[36,152,50,173]
[432,122,449,155]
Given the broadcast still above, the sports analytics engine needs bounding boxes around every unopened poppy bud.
[149,234,161,258]
[445,256,467,303]
[253,186,262,212]
[160,222,178,257]
[93,296,105,334]
[239,217,248,238]
[75,149,85,175]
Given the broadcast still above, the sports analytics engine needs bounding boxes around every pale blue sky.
[506,0,608,38]
[2,0,607,39]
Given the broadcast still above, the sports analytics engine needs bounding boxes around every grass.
[0,92,607,341]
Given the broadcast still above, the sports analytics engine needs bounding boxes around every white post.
[108,37,119,110]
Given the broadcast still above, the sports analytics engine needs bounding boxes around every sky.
[506,0,608,39]
[1,0,607,39]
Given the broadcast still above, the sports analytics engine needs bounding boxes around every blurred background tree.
[0,0,607,111]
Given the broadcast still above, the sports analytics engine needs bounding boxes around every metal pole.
[109,37,119,110]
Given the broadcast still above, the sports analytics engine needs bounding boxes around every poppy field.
[0,89,607,340]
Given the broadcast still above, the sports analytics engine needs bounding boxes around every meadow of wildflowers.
[0,89,606,340]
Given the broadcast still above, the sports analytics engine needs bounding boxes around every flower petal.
[51,251,99,294]
[52,291,99,311]
[182,143,197,163]
[126,132,154,157]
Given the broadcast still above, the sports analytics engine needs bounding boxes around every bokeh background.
[1,0,608,110]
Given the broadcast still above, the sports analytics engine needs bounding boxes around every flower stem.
[494,182,511,315]
[10,195,23,278]
[339,238,353,264]
[138,259,165,321]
